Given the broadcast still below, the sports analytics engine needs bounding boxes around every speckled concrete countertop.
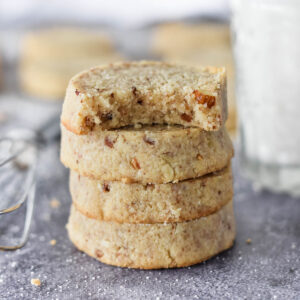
[0,96,300,300]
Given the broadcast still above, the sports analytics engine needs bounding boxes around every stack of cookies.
[60,61,235,269]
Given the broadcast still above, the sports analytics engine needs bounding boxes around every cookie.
[20,55,121,100]
[152,22,230,57]
[70,165,233,223]
[61,61,227,133]
[61,124,233,184]
[21,27,114,61]
[20,27,121,100]
[67,200,235,269]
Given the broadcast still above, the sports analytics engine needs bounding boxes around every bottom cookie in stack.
[67,201,235,269]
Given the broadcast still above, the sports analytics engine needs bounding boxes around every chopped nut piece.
[100,112,113,121]
[31,278,41,286]
[95,249,104,258]
[197,154,203,160]
[143,136,155,145]
[181,113,192,122]
[75,89,80,96]
[146,183,154,190]
[130,158,141,170]
[246,238,252,244]
[84,116,95,130]
[132,86,138,96]
[102,183,110,192]
[50,239,57,246]
[50,198,61,208]
[193,90,216,109]
[104,137,114,148]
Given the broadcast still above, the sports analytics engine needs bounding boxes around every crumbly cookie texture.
[70,165,233,224]
[166,50,237,136]
[61,124,233,184]
[61,61,227,133]
[67,201,235,269]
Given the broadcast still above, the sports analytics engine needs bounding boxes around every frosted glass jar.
[231,0,300,195]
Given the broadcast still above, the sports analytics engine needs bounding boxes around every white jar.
[231,0,300,195]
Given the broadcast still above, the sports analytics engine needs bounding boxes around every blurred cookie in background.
[19,27,123,100]
[152,22,237,136]
[20,55,122,100]
[152,22,230,57]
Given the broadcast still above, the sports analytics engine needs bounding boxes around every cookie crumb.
[50,198,60,208]
[246,238,252,244]
[31,278,41,286]
[50,239,57,246]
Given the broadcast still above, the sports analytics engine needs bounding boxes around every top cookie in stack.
[61,61,227,133]
[61,61,235,269]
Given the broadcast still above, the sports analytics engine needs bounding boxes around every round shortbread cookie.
[61,61,227,133]
[61,124,233,184]
[20,27,121,100]
[70,165,233,223]
[20,56,121,100]
[21,27,114,61]
[67,201,235,269]
[152,22,230,57]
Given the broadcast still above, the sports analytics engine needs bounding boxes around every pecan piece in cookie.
[130,158,141,170]
[104,136,114,148]
[181,113,192,122]
[102,183,110,192]
[143,136,155,145]
[193,90,216,109]
[84,116,95,130]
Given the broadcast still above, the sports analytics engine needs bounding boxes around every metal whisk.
[0,115,60,250]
